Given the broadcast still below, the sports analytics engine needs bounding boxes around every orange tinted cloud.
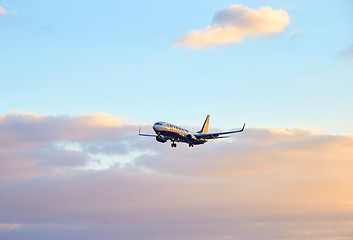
[0,223,20,231]
[0,111,126,151]
[0,111,352,239]
[72,112,123,127]
[175,5,290,49]
[0,111,132,180]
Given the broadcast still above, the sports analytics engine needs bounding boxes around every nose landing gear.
[188,143,194,147]
[171,142,177,148]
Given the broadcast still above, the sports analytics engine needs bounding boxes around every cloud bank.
[175,5,290,49]
[0,111,352,240]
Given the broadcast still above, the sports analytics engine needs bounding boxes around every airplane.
[138,115,245,148]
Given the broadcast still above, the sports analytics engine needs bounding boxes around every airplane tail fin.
[198,115,210,134]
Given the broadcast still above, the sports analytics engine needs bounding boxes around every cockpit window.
[155,123,162,125]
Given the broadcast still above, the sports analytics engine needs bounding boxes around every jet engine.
[156,135,167,143]
[186,134,197,142]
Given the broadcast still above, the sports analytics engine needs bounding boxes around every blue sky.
[1,0,352,133]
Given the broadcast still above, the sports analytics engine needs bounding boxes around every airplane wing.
[194,123,246,140]
[138,127,158,137]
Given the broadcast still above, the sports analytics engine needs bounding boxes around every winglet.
[241,123,246,132]
[138,127,141,135]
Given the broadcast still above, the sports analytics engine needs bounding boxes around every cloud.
[0,6,17,16]
[0,111,136,180]
[338,46,353,59]
[0,111,352,239]
[0,223,20,231]
[136,126,353,180]
[174,5,290,49]
[0,6,6,15]
[289,27,303,36]
[0,110,128,151]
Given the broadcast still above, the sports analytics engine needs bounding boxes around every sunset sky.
[1,0,353,239]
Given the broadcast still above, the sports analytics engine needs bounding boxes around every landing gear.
[171,143,177,148]
[188,143,194,147]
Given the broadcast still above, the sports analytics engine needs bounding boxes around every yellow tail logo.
[199,115,210,134]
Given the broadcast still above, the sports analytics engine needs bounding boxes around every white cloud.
[175,5,290,49]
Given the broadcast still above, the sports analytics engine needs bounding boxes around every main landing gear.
[171,142,177,148]
[188,143,194,147]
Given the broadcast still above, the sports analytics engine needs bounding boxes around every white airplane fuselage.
[153,121,207,145]
[139,115,245,148]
